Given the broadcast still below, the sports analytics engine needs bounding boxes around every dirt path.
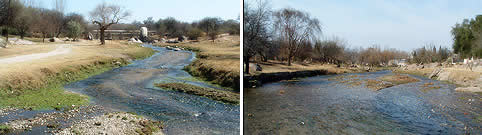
[0,44,71,64]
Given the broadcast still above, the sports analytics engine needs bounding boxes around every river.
[244,71,480,134]
[1,45,239,135]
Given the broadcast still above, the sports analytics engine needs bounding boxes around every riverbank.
[244,61,380,87]
[154,35,240,91]
[393,64,481,93]
[155,83,239,104]
[0,40,155,110]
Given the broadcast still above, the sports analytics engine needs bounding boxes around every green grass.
[0,86,89,110]
[0,124,11,134]
[0,48,155,110]
[124,46,156,60]
[155,83,239,104]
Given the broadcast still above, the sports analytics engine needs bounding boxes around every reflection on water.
[65,45,239,135]
[245,71,481,134]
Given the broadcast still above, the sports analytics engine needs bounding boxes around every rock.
[256,64,262,71]
[437,70,450,81]
[87,32,93,40]
[455,87,481,92]
[7,38,35,45]
[128,38,142,44]
[166,40,179,44]
[0,38,6,48]
[173,48,181,51]
[178,36,188,42]
[140,27,148,38]
[50,37,61,42]
[428,68,442,79]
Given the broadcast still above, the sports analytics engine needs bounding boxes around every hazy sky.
[266,0,481,51]
[37,0,240,23]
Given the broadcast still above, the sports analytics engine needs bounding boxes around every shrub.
[187,28,203,40]
[66,21,84,41]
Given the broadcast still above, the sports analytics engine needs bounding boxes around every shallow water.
[62,45,239,134]
[244,71,481,134]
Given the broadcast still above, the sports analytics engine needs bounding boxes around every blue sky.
[265,0,481,51]
[37,0,240,23]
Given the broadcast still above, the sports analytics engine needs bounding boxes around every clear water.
[244,71,481,134]
[63,45,239,135]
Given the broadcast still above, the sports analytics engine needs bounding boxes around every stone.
[140,27,148,38]
[0,38,6,48]
[7,38,35,45]
[50,37,61,42]
[455,87,481,92]
[128,38,142,44]
[87,32,93,40]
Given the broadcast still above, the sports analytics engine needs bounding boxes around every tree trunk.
[288,56,292,66]
[245,56,251,74]
[100,28,105,45]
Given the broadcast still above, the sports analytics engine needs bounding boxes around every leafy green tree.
[66,21,84,41]
[451,15,482,58]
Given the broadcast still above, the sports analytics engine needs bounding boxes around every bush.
[66,21,84,41]
[187,28,203,40]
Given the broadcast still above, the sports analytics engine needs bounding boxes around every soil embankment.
[244,61,375,87]
[155,35,240,91]
[394,63,481,93]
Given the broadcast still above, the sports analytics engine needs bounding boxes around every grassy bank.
[156,36,240,91]
[245,61,371,87]
[155,83,239,104]
[0,41,155,110]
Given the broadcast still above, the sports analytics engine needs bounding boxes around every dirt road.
[0,44,71,64]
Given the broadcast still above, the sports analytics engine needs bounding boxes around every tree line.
[1,0,239,45]
[130,16,239,41]
[0,0,87,42]
[244,0,412,73]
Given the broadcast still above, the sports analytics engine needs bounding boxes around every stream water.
[64,45,240,134]
[244,71,481,134]
[1,45,239,135]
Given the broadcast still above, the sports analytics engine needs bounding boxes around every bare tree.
[313,38,345,64]
[36,9,57,42]
[199,17,222,42]
[273,8,321,66]
[244,0,271,74]
[1,0,23,41]
[90,2,130,45]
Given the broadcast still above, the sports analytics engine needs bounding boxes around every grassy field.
[155,83,239,104]
[0,39,155,110]
[155,35,240,91]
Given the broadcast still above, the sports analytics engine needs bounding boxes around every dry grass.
[420,82,441,93]
[251,61,356,75]
[0,39,155,109]
[155,83,239,104]
[365,79,394,91]
[155,35,240,90]
[378,74,419,85]
[394,67,481,87]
